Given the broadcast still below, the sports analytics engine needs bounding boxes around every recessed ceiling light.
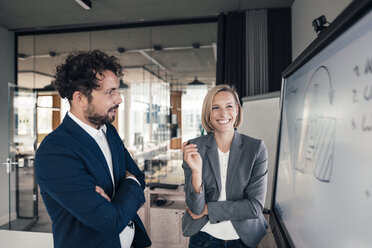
[74,0,92,10]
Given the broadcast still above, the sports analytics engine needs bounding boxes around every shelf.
[150,200,186,210]
[148,186,186,210]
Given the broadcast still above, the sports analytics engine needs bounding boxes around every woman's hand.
[186,204,208,220]
[182,141,202,174]
[183,141,203,193]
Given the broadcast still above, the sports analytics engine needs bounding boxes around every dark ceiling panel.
[0,0,292,30]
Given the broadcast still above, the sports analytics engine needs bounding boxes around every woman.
[182,85,268,248]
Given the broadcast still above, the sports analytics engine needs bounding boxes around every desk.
[141,186,189,248]
[128,143,168,172]
[0,230,53,248]
[128,142,168,160]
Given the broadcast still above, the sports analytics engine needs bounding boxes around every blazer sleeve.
[109,124,146,189]
[35,141,145,236]
[182,160,206,215]
[207,140,268,223]
[122,145,146,189]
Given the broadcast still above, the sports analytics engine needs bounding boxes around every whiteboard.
[238,91,280,210]
[274,4,372,247]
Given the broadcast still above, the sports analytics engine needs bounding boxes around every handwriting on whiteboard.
[351,57,372,132]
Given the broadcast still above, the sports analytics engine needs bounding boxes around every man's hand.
[186,204,208,220]
[125,171,142,187]
[125,171,135,179]
[95,186,111,202]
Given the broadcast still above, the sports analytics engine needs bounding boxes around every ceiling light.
[74,0,92,10]
[43,84,56,91]
[36,84,56,92]
[188,77,205,86]
[49,51,57,57]
[119,79,129,89]
[117,47,126,53]
[153,45,162,51]
[18,53,29,60]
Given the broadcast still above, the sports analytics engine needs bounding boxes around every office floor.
[258,215,277,248]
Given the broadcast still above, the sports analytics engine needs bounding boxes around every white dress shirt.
[68,112,136,248]
[201,148,239,240]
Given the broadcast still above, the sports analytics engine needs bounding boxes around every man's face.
[84,70,122,128]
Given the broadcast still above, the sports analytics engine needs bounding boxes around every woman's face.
[210,91,238,133]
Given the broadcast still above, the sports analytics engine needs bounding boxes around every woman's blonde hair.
[201,84,243,133]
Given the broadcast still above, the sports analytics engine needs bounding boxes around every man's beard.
[85,104,119,127]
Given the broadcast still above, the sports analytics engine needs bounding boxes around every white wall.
[238,92,280,210]
[291,0,353,59]
[0,26,15,223]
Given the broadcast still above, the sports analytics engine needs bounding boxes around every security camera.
[312,15,329,35]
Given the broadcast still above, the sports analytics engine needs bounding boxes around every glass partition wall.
[16,22,217,232]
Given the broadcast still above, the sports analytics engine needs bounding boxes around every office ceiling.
[17,23,219,89]
[0,0,294,90]
[0,0,293,30]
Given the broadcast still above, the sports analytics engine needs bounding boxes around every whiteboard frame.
[270,0,372,247]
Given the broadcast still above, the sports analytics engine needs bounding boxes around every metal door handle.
[3,158,18,174]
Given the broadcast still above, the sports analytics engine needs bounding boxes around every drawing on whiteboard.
[294,117,336,182]
[293,66,336,182]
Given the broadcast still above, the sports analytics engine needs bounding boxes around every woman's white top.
[200,148,239,240]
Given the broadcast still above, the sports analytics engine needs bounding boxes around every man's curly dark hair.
[52,50,123,102]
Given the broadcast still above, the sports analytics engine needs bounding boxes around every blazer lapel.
[206,133,222,193]
[226,131,243,198]
[63,114,113,182]
[106,127,120,185]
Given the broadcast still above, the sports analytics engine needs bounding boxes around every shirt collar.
[68,111,107,139]
[217,147,230,155]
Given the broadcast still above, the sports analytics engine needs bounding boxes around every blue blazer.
[35,114,151,248]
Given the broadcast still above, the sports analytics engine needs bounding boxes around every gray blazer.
[182,131,268,247]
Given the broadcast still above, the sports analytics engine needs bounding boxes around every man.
[35,50,151,248]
